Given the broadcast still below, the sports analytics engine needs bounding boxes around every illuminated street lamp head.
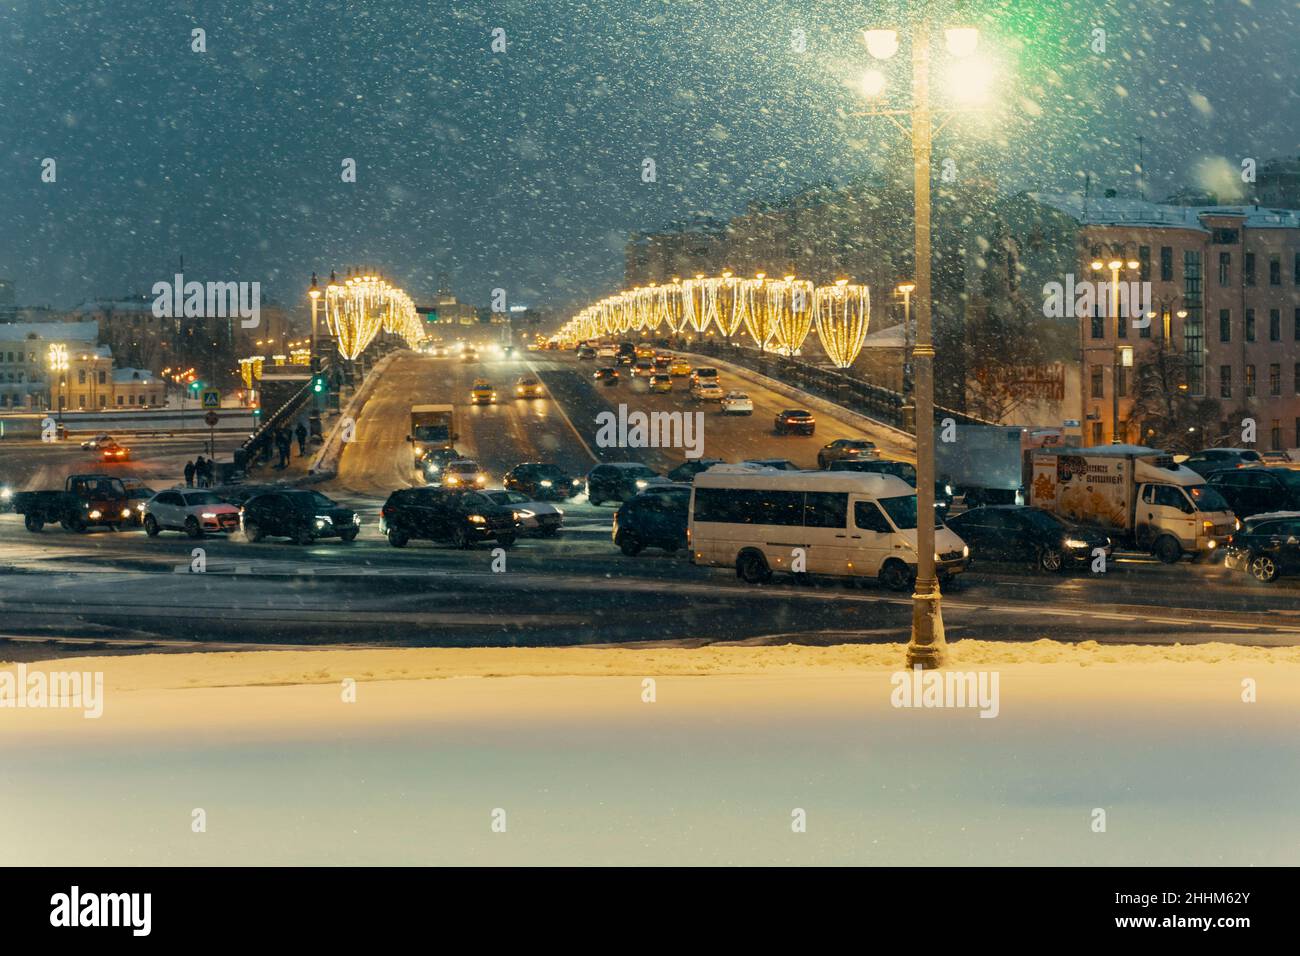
[863,28,899,60]
[945,27,980,58]
[897,282,916,294]
[1127,259,1141,270]
[1091,260,1105,272]
[1176,309,1188,319]
[860,69,887,100]
[1108,259,1123,271]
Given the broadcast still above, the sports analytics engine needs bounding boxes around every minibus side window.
[804,492,848,528]
[854,501,892,533]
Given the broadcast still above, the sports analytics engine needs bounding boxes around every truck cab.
[1133,476,1236,561]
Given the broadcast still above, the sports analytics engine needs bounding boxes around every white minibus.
[689,466,969,590]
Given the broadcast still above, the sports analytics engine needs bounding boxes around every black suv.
[241,490,360,544]
[1207,467,1300,519]
[503,462,582,500]
[828,458,954,513]
[1224,511,1300,582]
[585,462,661,505]
[946,505,1110,573]
[1182,448,1263,478]
[380,487,518,548]
[612,485,691,555]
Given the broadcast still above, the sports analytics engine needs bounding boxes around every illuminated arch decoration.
[770,277,815,355]
[813,280,871,368]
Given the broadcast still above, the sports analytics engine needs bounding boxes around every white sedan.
[691,381,725,402]
[143,489,241,538]
[440,459,489,488]
[721,390,754,414]
[482,489,564,537]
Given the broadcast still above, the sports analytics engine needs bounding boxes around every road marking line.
[526,358,599,463]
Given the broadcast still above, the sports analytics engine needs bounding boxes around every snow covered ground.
[2,640,1297,866]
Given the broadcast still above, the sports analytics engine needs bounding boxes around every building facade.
[1007,194,1300,450]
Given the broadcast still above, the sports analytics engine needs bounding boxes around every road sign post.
[204,410,219,457]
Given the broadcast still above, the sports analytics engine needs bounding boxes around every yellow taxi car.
[635,344,655,359]
[470,379,497,405]
[669,358,691,377]
[649,374,673,394]
[514,376,545,399]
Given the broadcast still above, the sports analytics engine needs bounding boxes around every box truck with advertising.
[1027,445,1238,563]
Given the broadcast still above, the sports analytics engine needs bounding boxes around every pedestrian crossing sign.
[201,389,220,408]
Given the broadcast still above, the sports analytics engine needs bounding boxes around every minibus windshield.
[878,494,944,530]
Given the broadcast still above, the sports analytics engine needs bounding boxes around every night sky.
[1,0,1296,314]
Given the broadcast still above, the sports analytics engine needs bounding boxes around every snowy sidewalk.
[2,640,1296,865]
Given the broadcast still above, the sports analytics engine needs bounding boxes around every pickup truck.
[12,473,134,533]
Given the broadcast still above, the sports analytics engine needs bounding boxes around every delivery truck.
[1028,444,1238,563]
[935,424,1065,506]
[407,404,458,464]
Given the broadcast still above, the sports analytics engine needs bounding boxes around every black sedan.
[594,366,620,386]
[774,409,816,435]
[666,458,726,483]
[503,462,583,500]
[240,489,360,545]
[945,505,1110,573]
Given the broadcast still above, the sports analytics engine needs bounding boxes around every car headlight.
[136,503,146,511]
[89,510,102,519]
[121,508,131,518]
[446,476,460,485]
[475,475,486,484]
[315,515,333,525]
[555,508,565,516]
[571,478,581,486]
[944,484,954,496]
[0,487,11,501]
[540,479,553,487]
[515,509,536,519]
[468,514,487,524]
[635,480,648,489]
[962,545,970,558]
[1234,518,1241,531]
[414,444,423,455]
[1064,538,1088,549]
[352,514,361,526]
[201,512,218,519]
[425,463,440,473]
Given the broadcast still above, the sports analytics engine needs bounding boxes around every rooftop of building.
[1030,192,1300,230]
[0,319,100,342]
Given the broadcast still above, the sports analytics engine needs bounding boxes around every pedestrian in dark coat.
[183,460,195,487]
[295,422,308,455]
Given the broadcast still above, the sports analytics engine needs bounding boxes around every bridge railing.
[679,339,996,433]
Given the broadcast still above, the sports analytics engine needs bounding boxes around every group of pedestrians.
[272,422,310,469]
[183,455,215,488]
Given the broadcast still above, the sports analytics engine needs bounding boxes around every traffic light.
[311,374,327,395]
[188,380,204,395]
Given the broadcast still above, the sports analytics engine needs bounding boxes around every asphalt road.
[1,348,1298,658]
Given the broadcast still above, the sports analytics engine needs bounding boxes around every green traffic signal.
[311,375,326,394]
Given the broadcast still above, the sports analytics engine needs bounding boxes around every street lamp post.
[308,272,321,372]
[862,12,984,669]
[1089,247,1141,443]
[46,343,68,429]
